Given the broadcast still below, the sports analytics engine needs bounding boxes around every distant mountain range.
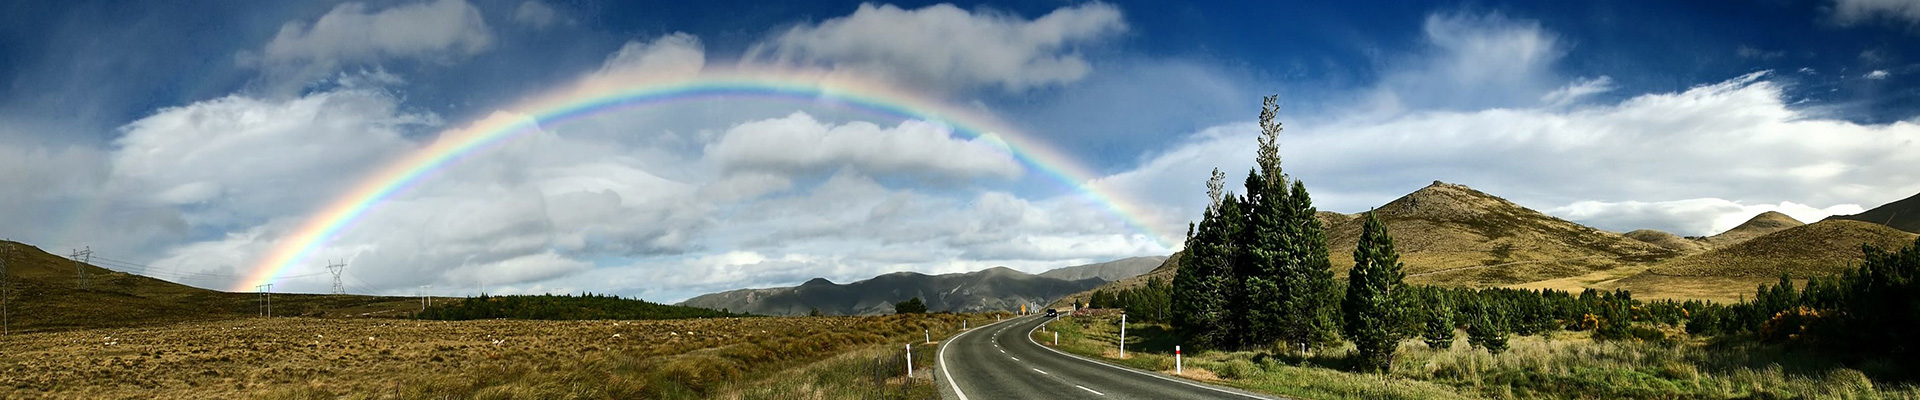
[1035,256,1166,282]
[677,263,1138,316]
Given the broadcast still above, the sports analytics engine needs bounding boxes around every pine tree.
[1343,211,1407,371]
[1466,299,1509,354]
[1175,170,1240,348]
[1422,290,1457,349]
[1284,179,1341,351]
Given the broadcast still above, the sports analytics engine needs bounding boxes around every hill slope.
[1625,229,1710,254]
[1647,219,1918,278]
[1824,191,1920,233]
[0,240,440,332]
[679,267,1104,316]
[1036,256,1167,282]
[1049,252,1181,308]
[1324,181,1675,285]
[1705,211,1804,247]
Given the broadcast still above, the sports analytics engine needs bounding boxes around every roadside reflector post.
[925,329,931,344]
[906,343,913,378]
[1119,313,1127,358]
[1176,345,1183,374]
[1054,331,1058,345]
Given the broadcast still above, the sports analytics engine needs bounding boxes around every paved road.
[937,315,1274,400]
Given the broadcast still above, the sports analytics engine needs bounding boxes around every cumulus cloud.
[706,112,1023,180]
[511,1,560,30]
[594,33,705,80]
[245,0,493,86]
[1865,70,1891,79]
[110,90,433,225]
[746,2,1126,91]
[1101,71,1920,239]
[1832,0,1920,25]
[1366,12,1567,115]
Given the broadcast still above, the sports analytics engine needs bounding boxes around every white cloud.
[1832,0,1920,25]
[1865,70,1891,79]
[511,1,560,30]
[745,2,1126,91]
[246,0,493,86]
[1100,71,1920,239]
[110,90,433,225]
[1540,76,1615,107]
[706,112,1023,180]
[595,33,705,80]
[1365,12,1565,115]
[1552,199,1867,236]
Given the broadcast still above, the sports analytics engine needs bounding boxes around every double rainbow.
[233,69,1172,292]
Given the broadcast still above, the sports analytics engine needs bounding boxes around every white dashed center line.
[1033,368,1048,375]
[1076,385,1106,396]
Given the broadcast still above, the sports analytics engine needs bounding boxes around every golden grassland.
[0,313,984,399]
[1035,314,1920,400]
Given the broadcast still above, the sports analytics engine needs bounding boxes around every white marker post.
[925,329,931,344]
[906,343,913,378]
[1119,313,1127,358]
[1176,345,1183,375]
[1054,331,1058,345]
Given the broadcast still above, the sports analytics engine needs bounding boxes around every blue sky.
[1,0,1917,301]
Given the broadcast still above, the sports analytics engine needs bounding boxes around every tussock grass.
[1038,314,1920,399]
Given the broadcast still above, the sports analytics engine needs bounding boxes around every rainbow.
[233,68,1173,292]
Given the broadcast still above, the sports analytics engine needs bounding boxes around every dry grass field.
[0,314,974,399]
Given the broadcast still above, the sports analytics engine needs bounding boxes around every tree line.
[1684,237,1920,369]
[414,293,744,321]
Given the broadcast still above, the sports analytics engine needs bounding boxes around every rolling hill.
[1050,252,1181,308]
[0,240,439,332]
[1323,181,1675,285]
[1624,229,1710,254]
[1824,191,1920,233]
[1645,219,1918,278]
[678,266,1104,316]
[1035,256,1167,282]
[1705,211,1804,247]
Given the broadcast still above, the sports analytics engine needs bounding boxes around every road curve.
[938,315,1275,400]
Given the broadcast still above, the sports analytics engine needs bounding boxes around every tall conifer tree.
[1343,211,1407,371]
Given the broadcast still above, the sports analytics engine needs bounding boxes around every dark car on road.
[1044,309,1057,317]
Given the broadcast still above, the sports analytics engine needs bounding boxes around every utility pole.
[419,285,432,310]
[326,260,347,295]
[256,284,273,317]
[70,246,91,290]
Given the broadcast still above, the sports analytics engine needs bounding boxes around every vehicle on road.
[1044,309,1057,317]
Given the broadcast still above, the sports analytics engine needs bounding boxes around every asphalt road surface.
[937,315,1275,400]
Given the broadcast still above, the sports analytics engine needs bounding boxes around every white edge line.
[1022,316,1275,399]
[939,316,1015,400]
[1076,385,1105,396]
[1033,368,1048,375]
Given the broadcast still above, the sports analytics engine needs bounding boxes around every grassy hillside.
[1624,229,1710,254]
[1825,191,1920,233]
[0,240,440,333]
[1704,211,1804,247]
[1324,181,1675,286]
[1647,219,1918,278]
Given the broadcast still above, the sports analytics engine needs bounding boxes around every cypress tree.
[1343,211,1407,371]
[1175,169,1240,348]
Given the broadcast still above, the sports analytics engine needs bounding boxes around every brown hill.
[1705,211,1804,247]
[1049,252,1180,308]
[0,240,428,333]
[1824,191,1920,233]
[1624,229,1710,254]
[681,266,1104,316]
[1324,181,1675,286]
[1646,219,1918,278]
